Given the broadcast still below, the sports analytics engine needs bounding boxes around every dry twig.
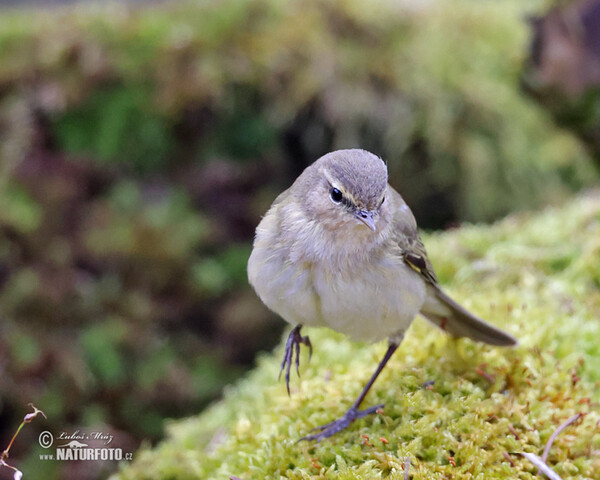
[542,413,580,463]
[518,412,582,480]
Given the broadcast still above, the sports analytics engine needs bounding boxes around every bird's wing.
[388,187,438,285]
[388,186,516,346]
[402,234,439,285]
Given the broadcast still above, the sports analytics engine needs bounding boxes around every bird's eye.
[380,196,385,206]
[330,188,343,203]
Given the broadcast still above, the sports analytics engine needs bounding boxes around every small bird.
[247,149,517,441]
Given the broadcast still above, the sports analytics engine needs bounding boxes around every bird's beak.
[354,209,377,232]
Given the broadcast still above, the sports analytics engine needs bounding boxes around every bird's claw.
[298,404,384,442]
[279,325,312,395]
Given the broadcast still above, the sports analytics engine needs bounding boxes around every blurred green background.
[0,0,598,479]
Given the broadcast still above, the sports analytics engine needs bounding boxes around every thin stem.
[2,423,25,459]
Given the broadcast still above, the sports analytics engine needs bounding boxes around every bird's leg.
[279,325,312,395]
[299,341,399,442]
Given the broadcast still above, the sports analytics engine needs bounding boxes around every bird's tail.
[420,285,517,346]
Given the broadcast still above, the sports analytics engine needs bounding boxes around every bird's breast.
[311,254,426,342]
[248,211,426,342]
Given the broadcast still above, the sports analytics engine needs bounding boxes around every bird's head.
[297,149,389,236]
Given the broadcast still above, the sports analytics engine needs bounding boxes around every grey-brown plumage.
[322,149,388,210]
[389,186,516,346]
[247,149,517,441]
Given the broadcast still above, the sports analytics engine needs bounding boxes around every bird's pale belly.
[256,252,427,343]
[311,260,426,342]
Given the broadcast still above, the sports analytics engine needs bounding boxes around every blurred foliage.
[114,191,600,480]
[1,0,598,222]
[523,0,600,169]
[53,86,175,171]
[0,0,598,479]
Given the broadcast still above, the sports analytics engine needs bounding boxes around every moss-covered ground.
[113,191,600,480]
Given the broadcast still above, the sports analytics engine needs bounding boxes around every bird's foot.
[279,325,312,395]
[298,404,384,442]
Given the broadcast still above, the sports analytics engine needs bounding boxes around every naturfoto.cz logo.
[38,430,133,462]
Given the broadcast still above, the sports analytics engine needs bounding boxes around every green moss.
[113,192,600,479]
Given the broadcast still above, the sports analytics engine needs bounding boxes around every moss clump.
[113,191,600,480]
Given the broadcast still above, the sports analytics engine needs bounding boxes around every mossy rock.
[113,191,600,480]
